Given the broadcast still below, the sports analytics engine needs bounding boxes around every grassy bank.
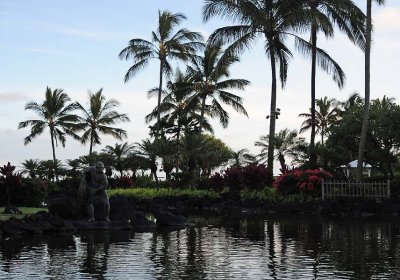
[0,207,46,222]
[109,187,221,200]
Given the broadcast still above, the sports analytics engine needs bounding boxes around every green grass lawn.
[0,207,47,222]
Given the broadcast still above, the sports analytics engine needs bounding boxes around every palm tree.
[20,159,42,178]
[18,87,81,181]
[187,42,249,131]
[299,97,341,147]
[102,142,135,177]
[119,10,204,136]
[255,128,305,167]
[65,159,82,178]
[145,69,214,138]
[357,0,385,183]
[76,88,130,155]
[203,0,311,173]
[135,139,159,182]
[296,0,365,167]
[229,148,256,168]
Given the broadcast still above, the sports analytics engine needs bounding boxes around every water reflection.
[0,215,399,279]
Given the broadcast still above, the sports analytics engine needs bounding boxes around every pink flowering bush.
[273,169,333,196]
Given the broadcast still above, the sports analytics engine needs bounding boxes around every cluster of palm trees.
[119,1,384,178]
[18,87,129,181]
[18,1,386,182]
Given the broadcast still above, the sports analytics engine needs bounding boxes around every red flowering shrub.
[209,172,225,192]
[241,164,273,190]
[224,167,243,192]
[224,164,273,192]
[273,169,333,196]
[117,176,134,188]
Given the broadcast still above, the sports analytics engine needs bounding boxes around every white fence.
[321,180,390,200]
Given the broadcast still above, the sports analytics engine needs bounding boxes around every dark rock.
[2,219,27,237]
[109,196,134,221]
[130,211,156,232]
[154,210,188,227]
[48,195,83,220]
[64,220,76,232]
[48,215,65,228]
[3,205,22,214]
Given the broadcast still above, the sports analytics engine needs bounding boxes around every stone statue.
[78,161,110,222]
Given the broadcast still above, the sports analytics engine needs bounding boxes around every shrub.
[273,169,333,196]
[241,164,273,190]
[209,172,225,192]
[116,176,134,188]
[224,164,273,192]
[135,175,158,188]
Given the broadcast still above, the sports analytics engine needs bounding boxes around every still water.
[1,214,400,279]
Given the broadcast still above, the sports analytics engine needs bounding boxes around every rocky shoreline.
[1,195,399,240]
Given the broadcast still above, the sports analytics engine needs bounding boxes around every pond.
[1,214,400,279]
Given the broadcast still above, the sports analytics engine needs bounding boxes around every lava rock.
[154,210,188,227]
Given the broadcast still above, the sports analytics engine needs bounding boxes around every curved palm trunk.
[267,44,277,175]
[357,0,372,183]
[156,61,164,137]
[50,127,59,182]
[310,25,318,168]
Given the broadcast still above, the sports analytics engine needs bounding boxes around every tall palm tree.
[102,142,134,177]
[203,0,312,173]
[18,87,80,181]
[299,97,341,146]
[357,0,385,182]
[187,41,249,131]
[255,128,305,167]
[296,0,365,167]
[76,88,130,155]
[119,10,204,135]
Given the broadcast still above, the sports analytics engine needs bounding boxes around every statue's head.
[95,161,105,174]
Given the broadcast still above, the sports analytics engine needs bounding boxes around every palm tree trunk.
[156,61,164,137]
[199,96,207,132]
[89,130,94,155]
[50,127,59,182]
[267,43,277,175]
[310,24,318,168]
[357,0,372,183]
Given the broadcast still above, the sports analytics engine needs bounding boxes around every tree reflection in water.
[0,215,399,279]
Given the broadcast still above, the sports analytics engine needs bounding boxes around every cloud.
[0,92,30,103]
[375,8,400,31]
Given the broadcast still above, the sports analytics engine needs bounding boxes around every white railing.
[321,180,390,200]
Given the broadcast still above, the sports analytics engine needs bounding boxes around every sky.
[0,0,399,174]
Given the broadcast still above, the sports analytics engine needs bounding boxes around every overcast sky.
[0,0,399,174]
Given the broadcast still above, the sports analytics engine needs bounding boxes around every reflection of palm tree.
[357,0,385,182]
[18,87,80,181]
[203,0,308,173]
[299,97,341,146]
[297,0,365,166]
[119,10,203,135]
[76,89,129,155]
[187,42,249,131]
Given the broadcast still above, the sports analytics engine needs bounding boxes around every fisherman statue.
[78,161,110,222]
